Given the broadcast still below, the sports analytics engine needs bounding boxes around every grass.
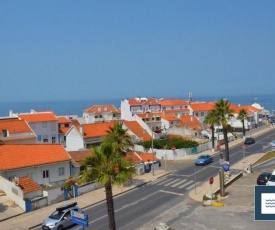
[253,151,275,166]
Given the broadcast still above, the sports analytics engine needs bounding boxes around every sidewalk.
[0,125,274,230]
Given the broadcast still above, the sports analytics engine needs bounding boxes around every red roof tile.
[68,150,93,163]
[189,102,215,112]
[123,121,151,141]
[58,117,72,124]
[0,119,34,134]
[82,121,116,138]
[158,99,188,106]
[18,176,42,194]
[0,144,71,170]
[18,112,58,123]
[83,104,118,113]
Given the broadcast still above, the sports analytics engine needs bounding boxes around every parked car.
[195,154,213,166]
[42,202,82,230]
[266,170,275,186]
[244,137,255,145]
[257,172,271,185]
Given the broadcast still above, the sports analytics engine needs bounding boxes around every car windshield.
[198,156,207,159]
[49,210,64,220]
[269,175,275,182]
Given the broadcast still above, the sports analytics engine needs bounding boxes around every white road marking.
[163,178,181,186]
[170,179,187,187]
[178,180,193,189]
[159,190,184,196]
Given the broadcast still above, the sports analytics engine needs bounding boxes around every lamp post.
[151,128,154,176]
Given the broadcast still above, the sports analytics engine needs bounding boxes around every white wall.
[66,128,84,151]
[1,162,71,186]
[29,121,58,143]
[43,187,64,205]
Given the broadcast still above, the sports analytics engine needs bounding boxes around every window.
[51,122,56,131]
[43,170,49,178]
[65,124,69,127]
[52,136,56,143]
[2,130,8,137]
[201,112,204,116]
[43,139,48,142]
[59,167,65,176]
[171,106,174,110]
[37,135,42,142]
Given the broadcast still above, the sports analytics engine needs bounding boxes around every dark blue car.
[195,154,213,166]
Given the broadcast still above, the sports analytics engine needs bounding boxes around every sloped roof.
[68,150,93,163]
[18,112,58,123]
[125,152,143,163]
[128,98,159,106]
[189,102,215,112]
[158,114,180,122]
[58,117,72,124]
[123,120,151,141]
[18,176,42,194]
[0,119,34,134]
[138,153,159,162]
[83,104,118,113]
[82,121,116,138]
[158,99,188,106]
[180,115,200,124]
[136,113,162,119]
[230,104,261,114]
[0,144,71,171]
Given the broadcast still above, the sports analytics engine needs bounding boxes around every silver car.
[42,202,82,230]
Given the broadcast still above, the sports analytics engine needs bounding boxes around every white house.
[58,116,73,147]
[0,118,36,144]
[0,144,71,187]
[17,111,59,144]
[82,104,120,123]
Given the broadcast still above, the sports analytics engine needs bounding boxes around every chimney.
[80,126,84,135]
[9,110,13,117]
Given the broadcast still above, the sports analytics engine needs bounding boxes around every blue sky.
[1,1,275,103]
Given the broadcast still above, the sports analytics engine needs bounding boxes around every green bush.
[141,137,199,149]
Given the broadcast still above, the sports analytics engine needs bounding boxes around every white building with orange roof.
[65,121,117,151]
[82,104,120,123]
[16,111,59,144]
[121,97,161,120]
[158,99,189,117]
[58,116,73,147]
[188,101,215,123]
[123,120,152,142]
[0,118,37,144]
[0,144,71,186]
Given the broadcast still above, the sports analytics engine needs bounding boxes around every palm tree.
[237,109,248,137]
[213,99,234,162]
[106,122,134,156]
[79,123,135,230]
[203,109,219,151]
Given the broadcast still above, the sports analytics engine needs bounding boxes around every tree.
[79,123,136,230]
[237,108,248,137]
[106,122,134,156]
[213,99,234,162]
[203,109,220,151]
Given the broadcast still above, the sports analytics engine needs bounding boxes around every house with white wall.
[82,104,120,123]
[58,116,73,147]
[65,121,117,151]
[0,144,71,187]
[158,99,189,117]
[17,111,59,144]
[0,118,36,144]
[121,97,161,121]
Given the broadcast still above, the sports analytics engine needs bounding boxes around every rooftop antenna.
[188,92,193,102]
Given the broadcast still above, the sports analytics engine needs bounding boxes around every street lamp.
[151,128,155,176]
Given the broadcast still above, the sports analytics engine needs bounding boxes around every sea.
[0,94,275,117]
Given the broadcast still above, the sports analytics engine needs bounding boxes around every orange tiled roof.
[180,115,200,124]
[138,153,159,162]
[83,104,118,113]
[123,120,151,141]
[230,104,261,114]
[136,113,162,119]
[0,119,34,134]
[125,152,143,163]
[189,102,215,112]
[158,99,188,106]
[58,117,72,124]
[128,98,159,106]
[82,121,116,138]
[59,127,71,135]
[162,108,190,113]
[158,114,180,122]
[18,176,42,194]
[18,112,58,123]
[0,144,71,171]
[68,150,93,163]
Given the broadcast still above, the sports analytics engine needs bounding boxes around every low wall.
[43,186,64,205]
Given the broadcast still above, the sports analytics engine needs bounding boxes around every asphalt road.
[36,129,275,230]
